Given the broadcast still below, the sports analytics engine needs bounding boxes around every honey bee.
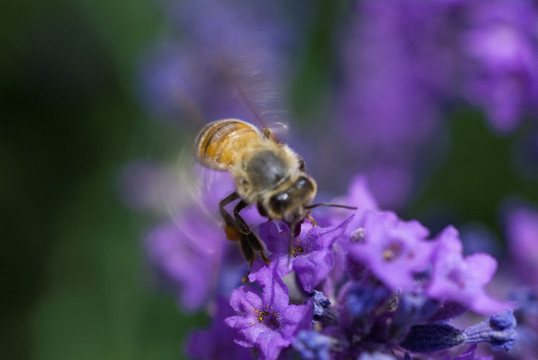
[194,118,320,269]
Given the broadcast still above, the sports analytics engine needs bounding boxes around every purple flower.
[344,210,432,292]
[426,226,509,315]
[253,216,353,292]
[225,260,312,360]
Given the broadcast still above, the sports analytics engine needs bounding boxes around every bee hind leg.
[234,200,270,266]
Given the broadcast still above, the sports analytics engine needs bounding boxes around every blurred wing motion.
[215,56,291,142]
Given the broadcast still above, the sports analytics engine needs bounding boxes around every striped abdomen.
[194,119,263,171]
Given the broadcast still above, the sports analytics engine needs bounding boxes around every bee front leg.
[219,192,258,278]
[219,191,242,240]
[234,200,270,266]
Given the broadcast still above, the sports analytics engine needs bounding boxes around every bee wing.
[216,56,291,142]
[135,156,238,309]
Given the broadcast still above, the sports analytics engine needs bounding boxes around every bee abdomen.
[194,119,262,171]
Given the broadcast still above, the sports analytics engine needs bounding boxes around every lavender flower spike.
[463,310,517,351]
[400,310,517,353]
[400,322,466,353]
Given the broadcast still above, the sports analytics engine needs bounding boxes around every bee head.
[268,175,317,236]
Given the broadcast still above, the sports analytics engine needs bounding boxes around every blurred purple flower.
[426,226,509,315]
[337,0,538,208]
[338,0,447,208]
[505,204,538,287]
[344,210,432,292]
[461,0,538,132]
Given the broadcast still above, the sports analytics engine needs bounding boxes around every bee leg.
[219,191,241,240]
[234,200,270,266]
[239,236,255,282]
[219,192,258,278]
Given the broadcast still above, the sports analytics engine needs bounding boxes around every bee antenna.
[305,203,358,210]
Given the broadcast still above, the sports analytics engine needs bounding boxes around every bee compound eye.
[269,192,290,212]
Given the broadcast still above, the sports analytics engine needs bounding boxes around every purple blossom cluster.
[338,0,538,208]
[143,175,518,360]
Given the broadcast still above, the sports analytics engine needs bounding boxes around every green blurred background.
[0,0,205,359]
[1,1,537,360]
